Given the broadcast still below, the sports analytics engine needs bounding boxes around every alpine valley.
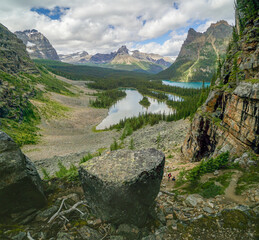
[0,1,258,240]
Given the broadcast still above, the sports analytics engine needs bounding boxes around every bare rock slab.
[79,148,165,226]
[0,131,46,215]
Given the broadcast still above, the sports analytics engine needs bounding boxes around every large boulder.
[79,148,165,226]
[0,131,46,215]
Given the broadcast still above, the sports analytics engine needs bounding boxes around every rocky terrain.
[0,2,258,239]
[0,131,46,215]
[0,128,258,239]
[15,29,60,61]
[156,20,232,82]
[182,17,259,161]
[59,45,173,74]
[0,24,37,74]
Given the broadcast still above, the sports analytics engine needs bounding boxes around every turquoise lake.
[162,80,210,88]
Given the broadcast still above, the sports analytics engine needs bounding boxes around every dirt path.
[224,170,246,204]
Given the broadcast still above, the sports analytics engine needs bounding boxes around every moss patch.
[221,209,248,230]
[236,165,259,195]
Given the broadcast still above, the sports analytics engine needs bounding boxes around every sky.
[0,0,235,59]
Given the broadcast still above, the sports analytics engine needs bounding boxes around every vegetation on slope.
[34,59,150,82]
[155,21,232,82]
[37,59,210,131]
[0,67,74,146]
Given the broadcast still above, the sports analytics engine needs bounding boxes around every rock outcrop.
[182,16,259,161]
[0,24,37,74]
[79,148,165,226]
[0,131,46,215]
[15,29,60,61]
[156,20,232,82]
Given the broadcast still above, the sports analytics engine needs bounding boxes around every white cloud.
[135,31,187,60]
[0,0,234,56]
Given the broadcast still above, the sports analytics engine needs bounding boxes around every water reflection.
[96,90,173,130]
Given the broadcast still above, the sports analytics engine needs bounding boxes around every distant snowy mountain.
[59,45,173,74]
[15,29,59,61]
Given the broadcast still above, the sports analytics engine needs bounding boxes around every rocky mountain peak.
[79,51,88,56]
[59,45,172,72]
[209,20,230,28]
[156,20,232,82]
[116,45,129,55]
[23,29,38,34]
[15,29,60,61]
[205,20,232,38]
[185,28,202,44]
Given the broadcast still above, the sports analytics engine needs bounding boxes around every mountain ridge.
[15,29,60,61]
[59,45,173,74]
[155,20,232,82]
[0,24,37,74]
[182,15,259,160]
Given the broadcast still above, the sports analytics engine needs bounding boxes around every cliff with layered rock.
[156,20,232,82]
[182,13,259,161]
[15,29,60,61]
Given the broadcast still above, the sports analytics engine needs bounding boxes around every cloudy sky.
[0,0,235,59]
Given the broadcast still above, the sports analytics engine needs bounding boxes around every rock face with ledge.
[79,148,165,226]
[0,131,46,215]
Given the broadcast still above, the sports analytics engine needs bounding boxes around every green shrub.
[186,152,230,182]
[156,133,161,149]
[176,152,230,187]
[200,181,224,198]
[120,121,133,140]
[236,165,259,195]
[80,148,106,164]
[55,161,78,181]
[80,152,93,164]
[129,138,135,150]
[41,168,51,181]
[110,138,123,151]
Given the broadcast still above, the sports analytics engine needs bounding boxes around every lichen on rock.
[79,148,165,226]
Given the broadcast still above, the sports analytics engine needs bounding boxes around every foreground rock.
[79,148,165,226]
[0,131,46,215]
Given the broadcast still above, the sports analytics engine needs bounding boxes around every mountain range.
[59,45,173,74]
[13,20,232,79]
[156,20,232,82]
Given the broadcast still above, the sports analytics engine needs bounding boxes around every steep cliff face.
[0,24,37,74]
[156,21,232,82]
[182,17,259,161]
[15,29,60,61]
